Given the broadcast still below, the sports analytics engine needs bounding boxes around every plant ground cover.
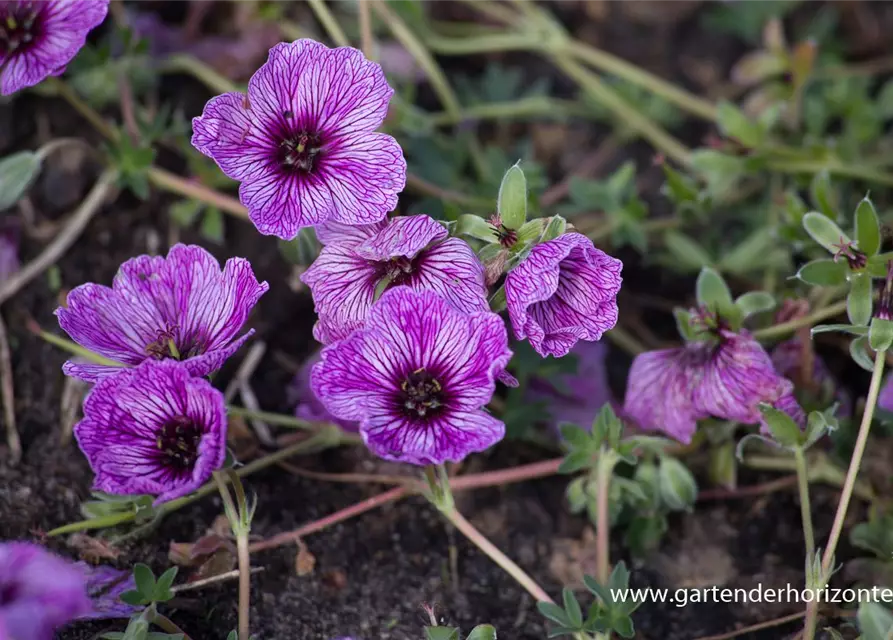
[3,1,893,639]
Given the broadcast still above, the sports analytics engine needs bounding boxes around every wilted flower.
[290,349,359,432]
[505,233,622,358]
[623,325,794,444]
[57,244,268,382]
[302,215,488,344]
[311,286,512,465]
[75,563,140,620]
[74,359,227,504]
[770,337,851,420]
[192,39,406,240]
[528,341,614,434]
[0,542,91,640]
[0,0,109,95]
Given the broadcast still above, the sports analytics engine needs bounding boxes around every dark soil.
[1,2,888,639]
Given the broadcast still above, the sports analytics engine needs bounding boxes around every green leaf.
[559,423,590,450]
[558,449,593,474]
[858,601,893,640]
[582,575,611,605]
[0,151,41,210]
[809,171,838,220]
[735,291,775,318]
[119,590,146,606]
[735,433,779,461]
[867,252,893,277]
[537,601,572,626]
[132,563,155,598]
[850,335,876,372]
[795,259,848,286]
[663,231,713,272]
[757,403,802,448]
[154,567,178,602]
[803,407,837,450]
[673,308,696,341]
[810,323,868,337]
[497,163,527,230]
[716,100,764,147]
[466,625,498,640]
[515,218,545,246]
[847,273,873,325]
[870,317,893,352]
[608,561,631,592]
[695,267,733,311]
[562,587,583,628]
[708,440,737,489]
[658,457,697,511]
[855,196,881,256]
[612,616,636,639]
[541,215,567,242]
[121,618,150,640]
[802,212,849,254]
[455,214,498,243]
[199,208,224,245]
[425,627,460,640]
[168,199,204,227]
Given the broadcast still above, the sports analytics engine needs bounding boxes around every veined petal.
[354,215,446,261]
[412,238,489,315]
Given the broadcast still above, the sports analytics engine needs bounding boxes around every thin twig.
[358,0,375,59]
[224,342,274,447]
[308,0,350,47]
[694,610,805,640]
[697,475,797,501]
[170,567,264,594]
[0,314,19,463]
[147,167,248,220]
[0,169,117,306]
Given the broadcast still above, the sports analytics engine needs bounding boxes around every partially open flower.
[302,215,488,344]
[0,0,109,95]
[311,287,511,465]
[57,244,268,382]
[0,542,92,640]
[192,39,406,240]
[74,359,227,504]
[623,328,793,443]
[505,232,622,358]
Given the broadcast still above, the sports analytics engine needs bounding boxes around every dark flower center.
[832,237,867,271]
[382,256,416,286]
[156,415,202,470]
[145,326,206,361]
[0,581,18,604]
[277,128,323,173]
[0,3,42,57]
[400,368,444,419]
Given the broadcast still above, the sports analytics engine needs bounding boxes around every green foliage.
[423,624,497,640]
[0,151,41,210]
[120,564,177,606]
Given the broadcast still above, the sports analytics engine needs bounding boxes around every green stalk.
[307,0,350,47]
[752,300,848,340]
[793,448,815,569]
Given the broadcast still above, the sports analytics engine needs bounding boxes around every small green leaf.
[858,601,893,640]
[673,308,696,341]
[735,433,780,461]
[867,252,893,277]
[850,335,876,372]
[0,151,41,210]
[612,616,636,639]
[582,574,611,605]
[454,214,498,243]
[537,601,572,626]
[541,215,567,242]
[855,196,881,256]
[515,218,545,246]
[663,231,714,272]
[802,212,849,254]
[497,163,527,230]
[559,423,590,449]
[119,590,146,606]
[608,561,631,592]
[803,407,837,450]
[425,627,460,640]
[154,566,178,602]
[488,286,506,313]
[870,317,893,352]
[810,323,868,337]
[558,449,593,474]
[716,100,764,147]
[695,267,733,311]
[809,171,838,220]
[735,291,775,318]
[757,403,802,448]
[657,457,697,511]
[847,273,873,325]
[562,587,583,628]
[796,259,847,286]
[466,625,498,640]
[708,440,737,489]
[132,563,155,598]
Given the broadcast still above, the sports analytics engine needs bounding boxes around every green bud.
[657,457,697,511]
[497,162,527,230]
[869,317,893,352]
[757,403,802,449]
[540,215,567,242]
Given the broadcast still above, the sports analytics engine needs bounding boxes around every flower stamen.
[400,367,444,419]
[156,415,201,470]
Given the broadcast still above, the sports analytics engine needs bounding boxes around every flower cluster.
[57,244,266,504]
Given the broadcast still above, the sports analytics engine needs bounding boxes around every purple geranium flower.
[290,349,359,432]
[0,542,91,640]
[302,215,488,344]
[623,327,794,444]
[56,243,268,382]
[311,286,512,465]
[505,232,622,358]
[191,39,406,240]
[0,0,109,95]
[74,563,140,620]
[73,359,227,504]
[528,341,615,434]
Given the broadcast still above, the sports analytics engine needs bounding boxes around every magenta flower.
[623,329,793,444]
[528,341,615,434]
[191,39,406,240]
[0,0,109,95]
[311,286,512,465]
[505,233,622,358]
[0,542,91,640]
[290,349,359,432]
[302,215,488,344]
[56,244,268,382]
[75,563,140,620]
[74,359,227,504]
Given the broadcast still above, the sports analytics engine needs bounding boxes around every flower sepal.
[453,214,499,244]
[496,162,528,230]
[869,317,893,352]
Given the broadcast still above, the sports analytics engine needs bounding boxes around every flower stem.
[595,453,613,585]
[307,0,350,47]
[236,534,251,640]
[147,167,248,219]
[358,0,374,59]
[793,447,815,571]
[804,350,886,639]
[226,406,321,431]
[150,612,193,640]
[752,300,848,340]
[46,78,118,141]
